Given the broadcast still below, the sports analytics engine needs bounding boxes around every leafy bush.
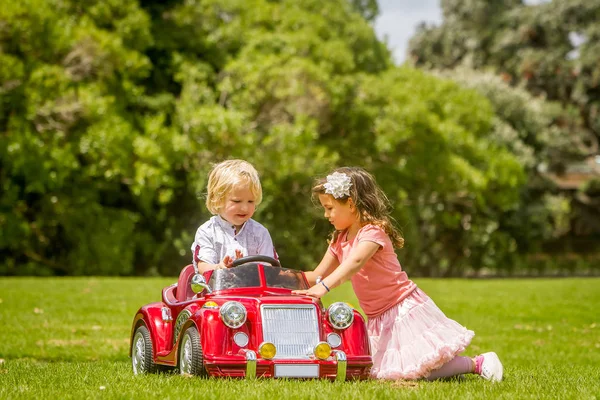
[3,0,589,276]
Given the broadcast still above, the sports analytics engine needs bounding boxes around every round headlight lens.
[327,332,342,348]
[233,332,249,347]
[258,342,277,359]
[314,341,332,360]
[219,301,247,329]
[328,302,354,329]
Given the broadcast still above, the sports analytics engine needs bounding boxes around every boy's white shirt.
[191,216,276,270]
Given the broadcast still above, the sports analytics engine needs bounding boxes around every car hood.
[205,294,321,312]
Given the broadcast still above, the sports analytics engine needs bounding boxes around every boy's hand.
[220,250,244,269]
[215,257,230,269]
[234,249,243,260]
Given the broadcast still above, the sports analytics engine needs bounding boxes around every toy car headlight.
[314,341,332,360]
[328,302,354,329]
[327,332,342,348]
[233,332,249,347]
[219,301,247,329]
[259,342,277,359]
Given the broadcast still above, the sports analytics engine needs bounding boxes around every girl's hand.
[292,282,329,299]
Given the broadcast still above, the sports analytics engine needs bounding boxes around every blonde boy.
[191,160,277,273]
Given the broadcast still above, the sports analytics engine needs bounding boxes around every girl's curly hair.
[312,167,404,248]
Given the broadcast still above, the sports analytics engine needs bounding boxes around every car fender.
[173,306,249,367]
[171,303,207,350]
[338,310,371,356]
[129,303,172,357]
[171,307,227,361]
[182,307,231,358]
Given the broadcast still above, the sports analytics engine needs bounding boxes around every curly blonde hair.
[206,160,263,214]
[312,167,404,248]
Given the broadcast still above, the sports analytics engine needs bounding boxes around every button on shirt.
[191,216,277,270]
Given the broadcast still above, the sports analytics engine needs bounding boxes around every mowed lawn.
[0,276,598,399]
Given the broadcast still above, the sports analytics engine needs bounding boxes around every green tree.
[409,0,599,153]
[0,0,390,275]
[409,0,600,259]
[0,0,542,277]
[0,0,180,275]
[346,68,525,275]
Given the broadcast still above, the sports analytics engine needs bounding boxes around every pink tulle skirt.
[368,288,474,380]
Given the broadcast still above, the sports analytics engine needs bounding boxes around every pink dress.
[328,225,474,380]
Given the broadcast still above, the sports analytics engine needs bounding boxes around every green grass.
[0,277,599,399]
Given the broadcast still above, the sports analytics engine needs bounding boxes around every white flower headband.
[323,172,352,199]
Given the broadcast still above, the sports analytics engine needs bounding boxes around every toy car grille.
[260,304,320,359]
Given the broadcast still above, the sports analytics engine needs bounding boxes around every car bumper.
[204,350,371,380]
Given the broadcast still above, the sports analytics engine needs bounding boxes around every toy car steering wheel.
[231,255,281,268]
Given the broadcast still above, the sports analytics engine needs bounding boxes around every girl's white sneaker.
[479,352,503,382]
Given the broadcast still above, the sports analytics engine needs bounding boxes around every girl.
[191,160,277,272]
[293,167,503,382]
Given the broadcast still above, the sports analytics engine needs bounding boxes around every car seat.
[176,264,196,302]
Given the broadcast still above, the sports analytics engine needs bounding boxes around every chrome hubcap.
[132,332,145,374]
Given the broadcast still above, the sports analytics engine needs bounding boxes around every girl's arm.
[304,251,340,285]
[294,241,380,298]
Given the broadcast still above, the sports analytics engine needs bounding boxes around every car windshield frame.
[263,265,308,290]
[207,263,308,291]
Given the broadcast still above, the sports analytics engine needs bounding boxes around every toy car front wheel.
[131,325,156,374]
[179,326,207,376]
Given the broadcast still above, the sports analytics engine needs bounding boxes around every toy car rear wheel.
[179,326,206,376]
[131,325,156,374]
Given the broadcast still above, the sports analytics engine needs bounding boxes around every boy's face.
[220,184,256,230]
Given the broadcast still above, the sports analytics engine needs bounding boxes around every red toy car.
[129,256,372,380]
